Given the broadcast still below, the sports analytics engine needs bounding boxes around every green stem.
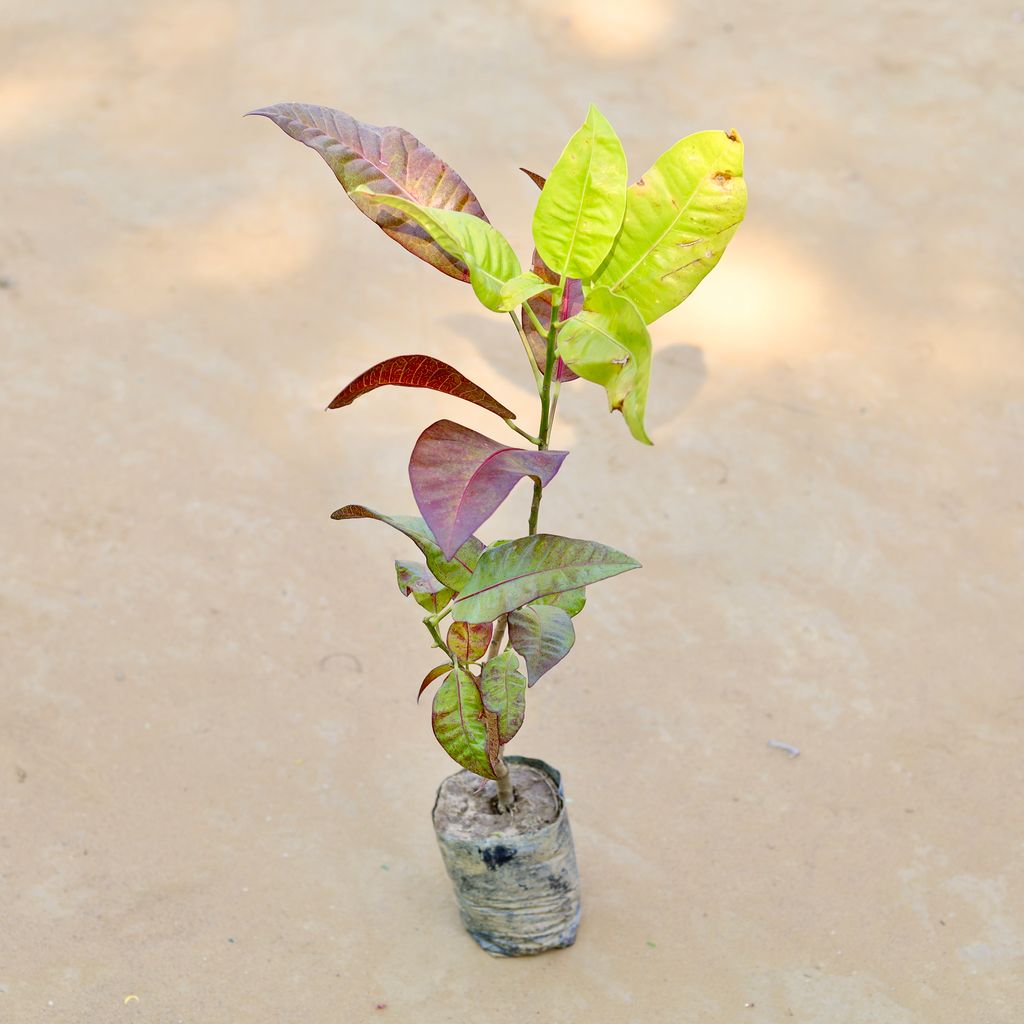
[503,418,542,446]
[423,609,456,664]
[508,311,543,389]
[527,277,566,535]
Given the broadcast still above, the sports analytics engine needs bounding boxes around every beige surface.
[2,2,1022,1021]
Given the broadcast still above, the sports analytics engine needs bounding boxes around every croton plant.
[251,103,746,811]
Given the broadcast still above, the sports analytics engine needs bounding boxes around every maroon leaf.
[248,103,488,281]
[447,620,493,663]
[327,354,515,420]
[409,420,568,560]
[519,167,547,191]
[417,664,451,703]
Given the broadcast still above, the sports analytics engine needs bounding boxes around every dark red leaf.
[327,354,516,419]
[519,167,547,191]
[417,664,451,703]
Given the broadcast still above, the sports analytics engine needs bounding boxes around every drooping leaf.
[395,560,453,613]
[352,189,522,312]
[522,252,582,383]
[530,587,586,618]
[417,663,451,703]
[328,355,515,420]
[447,620,493,664]
[432,668,496,778]
[556,286,653,445]
[532,105,628,279]
[409,420,568,560]
[248,103,487,281]
[592,129,747,324]
[454,534,641,624]
[331,504,483,591]
[479,650,526,744]
[508,605,576,686]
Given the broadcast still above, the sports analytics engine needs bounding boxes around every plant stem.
[503,419,542,446]
[423,612,456,665]
[527,277,566,536]
[487,613,508,659]
[508,311,543,389]
[495,752,514,812]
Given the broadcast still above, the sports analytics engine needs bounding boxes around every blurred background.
[2,2,1022,1021]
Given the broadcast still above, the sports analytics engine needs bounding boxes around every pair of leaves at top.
[430,651,526,778]
[529,106,747,325]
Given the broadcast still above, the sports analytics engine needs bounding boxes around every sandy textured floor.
[3,2,1023,1021]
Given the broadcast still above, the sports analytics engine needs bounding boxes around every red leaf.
[447,620,493,664]
[519,167,547,191]
[327,355,515,419]
[249,103,488,281]
[410,420,568,560]
[417,664,450,703]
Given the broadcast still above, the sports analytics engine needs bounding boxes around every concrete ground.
[2,2,1022,1021]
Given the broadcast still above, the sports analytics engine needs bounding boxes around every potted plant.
[249,102,747,956]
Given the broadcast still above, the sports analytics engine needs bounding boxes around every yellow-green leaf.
[556,286,653,445]
[353,188,522,312]
[592,130,747,324]
[532,105,627,279]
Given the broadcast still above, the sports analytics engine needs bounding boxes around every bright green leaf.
[508,605,575,687]
[532,106,628,279]
[496,271,552,312]
[331,505,483,591]
[454,534,640,623]
[592,129,747,324]
[432,668,496,778]
[557,286,653,445]
[353,188,522,312]
[479,650,526,744]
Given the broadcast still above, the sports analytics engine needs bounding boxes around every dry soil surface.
[3,2,1023,1022]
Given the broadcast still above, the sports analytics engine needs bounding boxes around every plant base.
[432,755,581,957]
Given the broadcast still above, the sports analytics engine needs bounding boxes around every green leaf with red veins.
[532,105,627,278]
[394,560,453,613]
[331,505,483,591]
[591,129,747,324]
[454,534,641,624]
[432,668,496,778]
[530,587,586,618]
[479,650,526,744]
[409,420,568,560]
[417,664,451,703]
[556,285,653,445]
[328,355,516,420]
[447,620,493,664]
[507,605,575,686]
[248,103,487,281]
[352,189,525,313]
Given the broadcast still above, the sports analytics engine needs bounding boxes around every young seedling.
[250,103,746,813]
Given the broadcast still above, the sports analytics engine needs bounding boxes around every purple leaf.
[409,420,567,560]
[248,103,488,281]
[508,605,575,686]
